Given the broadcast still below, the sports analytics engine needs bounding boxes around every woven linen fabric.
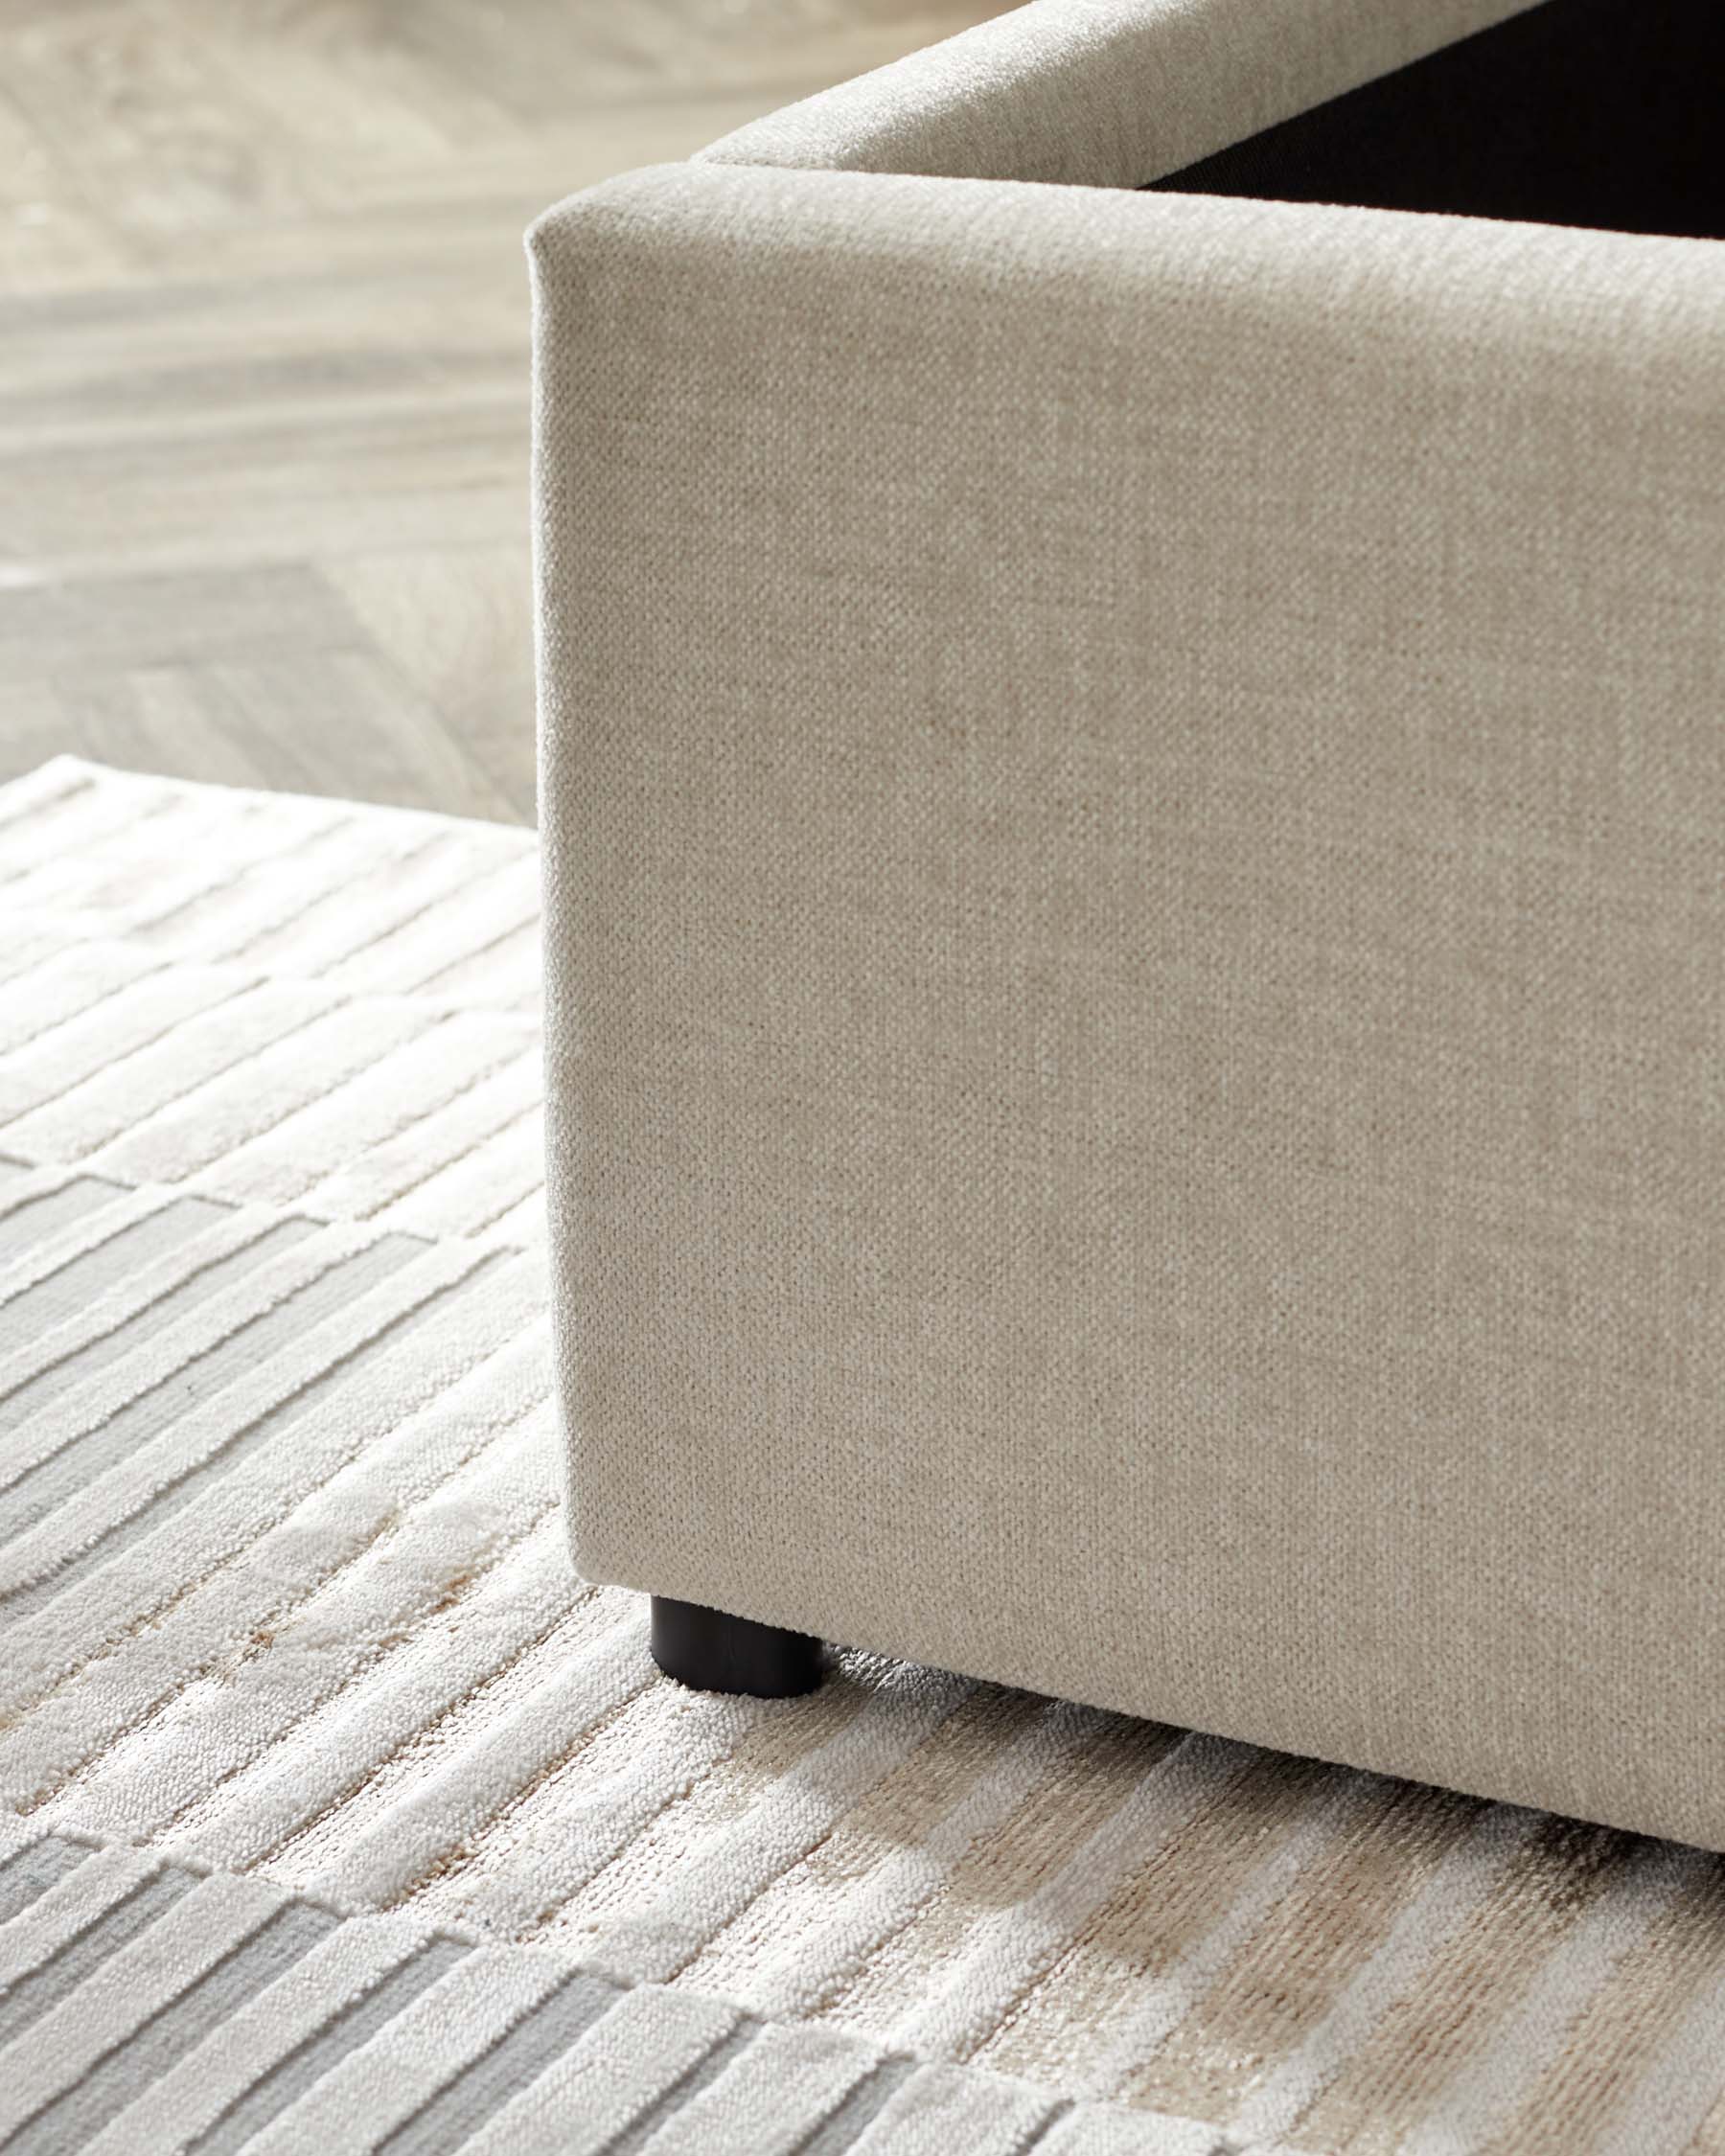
[697,0,1545,187]
[531,150,1725,1853]
[14,760,1725,2150]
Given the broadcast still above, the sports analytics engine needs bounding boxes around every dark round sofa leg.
[649,1595,823,1698]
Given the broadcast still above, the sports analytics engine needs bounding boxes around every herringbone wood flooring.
[0,0,1003,821]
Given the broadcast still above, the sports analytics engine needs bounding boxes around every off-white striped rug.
[4,756,1725,2155]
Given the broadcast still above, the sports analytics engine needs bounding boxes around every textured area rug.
[0,1820,1154,2156]
[5,757,1725,2154]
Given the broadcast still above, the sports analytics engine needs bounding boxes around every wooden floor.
[0,0,1001,823]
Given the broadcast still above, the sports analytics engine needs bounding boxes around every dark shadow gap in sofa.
[1146,0,1722,241]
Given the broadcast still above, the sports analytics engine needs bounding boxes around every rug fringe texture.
[3,758,1724,2152]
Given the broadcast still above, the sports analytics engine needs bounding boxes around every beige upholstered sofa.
[531,0,1725,1851]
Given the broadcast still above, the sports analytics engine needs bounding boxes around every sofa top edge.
[690,0,1549,191]
[524,158,1725,318]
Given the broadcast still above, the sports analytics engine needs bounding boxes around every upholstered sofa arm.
[696,0,1545,186]
[531,16,1725,1850]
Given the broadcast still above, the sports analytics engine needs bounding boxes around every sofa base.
[649,1595,824,1698]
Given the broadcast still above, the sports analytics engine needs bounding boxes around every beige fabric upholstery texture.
[531,0,1725,1855]
[699,0,1546,187]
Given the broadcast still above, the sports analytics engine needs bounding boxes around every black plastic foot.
[649,1595,823,1698]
